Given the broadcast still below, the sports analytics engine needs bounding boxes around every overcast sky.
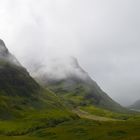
[0,0,140,106]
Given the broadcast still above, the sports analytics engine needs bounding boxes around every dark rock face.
[0,39,41,97]
[0,64,40,97]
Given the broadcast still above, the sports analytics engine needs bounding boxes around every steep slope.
[33,57,125,112]
[0,39,40,97]
[0,39,75,121]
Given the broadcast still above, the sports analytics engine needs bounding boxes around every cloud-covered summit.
[32,57,90,85]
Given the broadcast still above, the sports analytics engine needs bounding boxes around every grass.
[0,118,139,140]
[0,108,78,136]
[0,104,139,140]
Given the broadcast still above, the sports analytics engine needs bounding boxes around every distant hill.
[129,100,140,110]
[33,57,126,112]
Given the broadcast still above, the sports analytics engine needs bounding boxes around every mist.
[31,57,90,84]
[0,0,140,106]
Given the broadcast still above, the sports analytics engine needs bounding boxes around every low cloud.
[31,57,89,83]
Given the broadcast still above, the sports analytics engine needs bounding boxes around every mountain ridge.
[32,57,126,112]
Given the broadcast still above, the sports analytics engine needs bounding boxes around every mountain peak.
[0,39,6,46]
[0,39,20,66]
[0,39,8,56]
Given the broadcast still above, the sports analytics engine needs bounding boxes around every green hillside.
[47,77,126,113]
[0,39,77,134]
[0,116,140,140]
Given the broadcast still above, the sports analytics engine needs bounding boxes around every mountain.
[129,100,140,110]
[0,39,75,121]
[0,39,41,97]
[0,40,139,139]
[33,57,125,112]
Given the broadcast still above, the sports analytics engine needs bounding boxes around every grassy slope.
[0,61,78,136]
[0,85,78,138]
[47,80,126,113]
[0,118,140,140]
[0,92,139,140]
[33,119,140,140]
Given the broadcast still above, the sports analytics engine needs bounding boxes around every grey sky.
[0,0,140,106]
